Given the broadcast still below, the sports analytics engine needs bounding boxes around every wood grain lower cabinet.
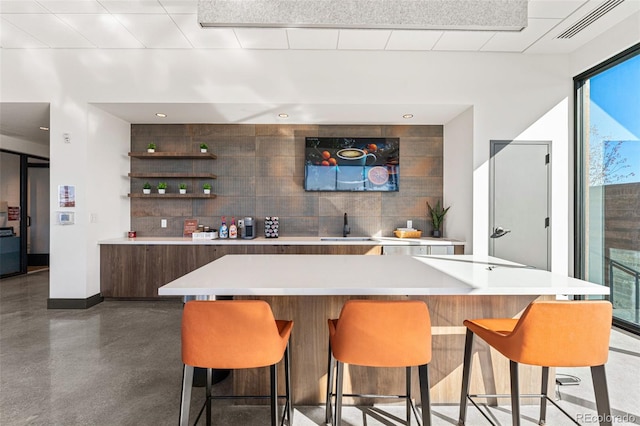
[100,244,381,298]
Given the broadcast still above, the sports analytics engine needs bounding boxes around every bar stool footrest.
[465,394,581,426]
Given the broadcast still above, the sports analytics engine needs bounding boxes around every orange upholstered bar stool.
[458,300,613,426]
[180,300,293,426]
[325,300,433,426]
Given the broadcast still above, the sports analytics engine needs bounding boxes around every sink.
[320,237,374,241]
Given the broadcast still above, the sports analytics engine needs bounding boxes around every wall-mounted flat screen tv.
[304,137,399,192]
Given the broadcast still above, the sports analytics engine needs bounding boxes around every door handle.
[490,226,511,238]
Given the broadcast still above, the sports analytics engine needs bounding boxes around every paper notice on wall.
[8,206,19,221]
[58,185,76,207]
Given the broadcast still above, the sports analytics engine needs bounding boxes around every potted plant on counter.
[200,143,208,153]
[143,182,151,194]
[179,183,187,194]
[157,182,167,194]
[147,143,156,153]
[427,200,450,238]
[202,183,211,195]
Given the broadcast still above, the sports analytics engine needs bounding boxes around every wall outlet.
[237,219,244,228]
[90,213,98,223]
[407,220,413,229]
[161,219,167,228]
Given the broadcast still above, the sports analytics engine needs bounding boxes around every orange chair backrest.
[505,301,612,367]
[330,300,432,367]
[182,300,289,369]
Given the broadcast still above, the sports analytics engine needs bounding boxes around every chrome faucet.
[343,213,350,237]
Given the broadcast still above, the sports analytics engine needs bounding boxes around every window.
[575,43,640,334]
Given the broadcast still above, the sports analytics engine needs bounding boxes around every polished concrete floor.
[1,271,639,425]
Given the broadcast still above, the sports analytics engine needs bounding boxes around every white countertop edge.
[99,236,465,246]
[157,287,608,296]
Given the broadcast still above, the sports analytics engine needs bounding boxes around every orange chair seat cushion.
[464,301,612,367]
[329,300,432,367]
[181,300,293,369]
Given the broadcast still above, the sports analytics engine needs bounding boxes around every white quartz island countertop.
[99,236,464,246]
[157,254,609,297]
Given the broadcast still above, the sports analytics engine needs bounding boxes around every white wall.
[1,43,624,298]
[444,107,473,253]
[85,106,131,296]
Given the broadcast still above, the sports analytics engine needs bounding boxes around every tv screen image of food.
[304,137,399,192]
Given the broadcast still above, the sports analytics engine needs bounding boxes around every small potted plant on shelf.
[427,200,450,238]
[147,143,156,153]
[157,182,167,194]
[179,183,187,194]
[202,183,212,195]
[143,182,151,194]
[200,143,208,153]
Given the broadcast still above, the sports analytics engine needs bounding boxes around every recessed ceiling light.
[278,113,289,118]
[156,113,167,118]
[403,114,414,119]
[39,126,49,131]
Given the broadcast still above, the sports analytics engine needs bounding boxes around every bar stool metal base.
[180,344,293,426]
[458,330,612,426]
[325,349,431,426]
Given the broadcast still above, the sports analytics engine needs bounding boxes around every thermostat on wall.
[57,211,75,225]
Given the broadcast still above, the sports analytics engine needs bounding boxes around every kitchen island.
[158,254,608,405]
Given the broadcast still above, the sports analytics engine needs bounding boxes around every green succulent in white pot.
[157,182,168,194]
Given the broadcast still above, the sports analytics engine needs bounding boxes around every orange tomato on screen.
[321,160,330,166]
[367,144,377,152]
[328,158,337,166]
[322,151,331,160]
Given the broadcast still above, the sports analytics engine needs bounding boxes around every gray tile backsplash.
[130,124,443,237]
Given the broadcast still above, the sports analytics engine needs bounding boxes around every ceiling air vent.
[556,0,625,39]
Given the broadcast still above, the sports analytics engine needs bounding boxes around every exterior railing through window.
[608,259,640,324]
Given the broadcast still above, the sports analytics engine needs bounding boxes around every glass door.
[576,44,640,334]
[0,151,23,277]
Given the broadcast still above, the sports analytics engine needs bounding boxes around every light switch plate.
[407,220,413,229]
[161,219,167,228]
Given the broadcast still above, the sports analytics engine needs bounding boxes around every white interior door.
[490,140,550,270]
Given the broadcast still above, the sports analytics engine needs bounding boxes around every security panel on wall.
[56,211,75,225]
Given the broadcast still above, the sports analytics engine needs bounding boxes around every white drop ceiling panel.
[2,13,94,47]
[0,18,48,47]
[337,29,391,50]
[432,30,494,51]
[528,0,587,18]
[37,1,108,14]
[0,1,48,13]
[114,14,191,48]
[58,14,144,48]
[385,30,443,51]
[287,29,338,50]
[159,0,198,14]
[481,18,561,52]
[234,28,288,49]
[100,0,168,14]
[172,13,239,48]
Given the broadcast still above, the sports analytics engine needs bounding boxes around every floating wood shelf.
[128,173,217,179]
[128,193,217,199]
[129,152,217,159]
